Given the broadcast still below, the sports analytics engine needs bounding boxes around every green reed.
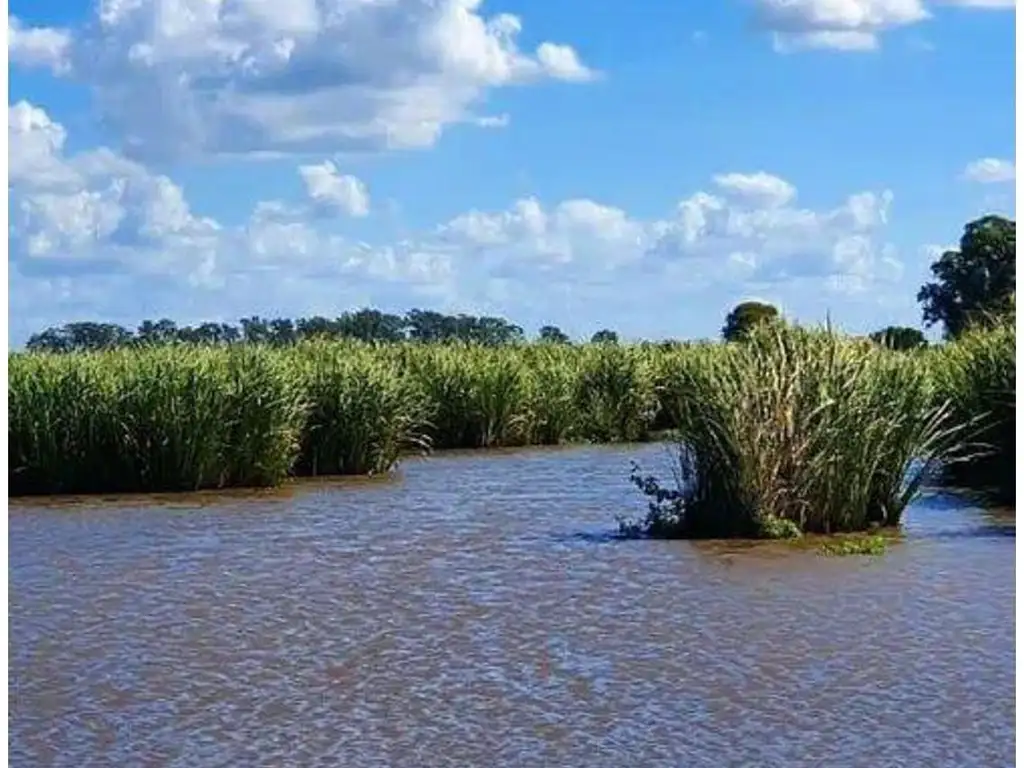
[626,323,973,538]
[928,318,1016,504]
[9,324,1011,500]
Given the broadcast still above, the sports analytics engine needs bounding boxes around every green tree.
[869,326,928,351]
[538,325,571,344]
[917,215,1016,339]
[136,318,179,345]
[722,302,780,342]
[591,329,619,344]
[26,322,133,353]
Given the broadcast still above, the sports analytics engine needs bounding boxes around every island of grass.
[619,319,1015,539]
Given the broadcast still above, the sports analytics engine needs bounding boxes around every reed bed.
[9,324,1013,520]
[625,323,977,538]
[9,346,306,495]
[928,318,1016,504]
[8,340,664,495]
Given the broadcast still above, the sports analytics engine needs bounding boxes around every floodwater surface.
[9,444,1016,767]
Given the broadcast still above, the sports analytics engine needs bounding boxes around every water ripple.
[9,444,1015,767]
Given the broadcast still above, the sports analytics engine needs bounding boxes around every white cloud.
[752,0,1014,51]
[8,1,595,160]
[755,0,929,50]
[649,183,896,293]
[713,172,797,208]
[298,161,370,217]
[962,157,1016,183]
[535,43,596,82]
[8,16,72,73]
[8,105,905,343]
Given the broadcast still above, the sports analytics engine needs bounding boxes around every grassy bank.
[9,325,1015,512]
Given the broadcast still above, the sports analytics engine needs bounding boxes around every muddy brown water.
[8,444,1016,767]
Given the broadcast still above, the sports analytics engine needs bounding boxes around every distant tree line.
[22,215,1015,354]
[25,308,624,353]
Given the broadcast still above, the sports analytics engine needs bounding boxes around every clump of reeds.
[929,318,1016,504]
[406,344,531,449]
[624,323,972,539]
[292,342,431,476]
[574,344,660,443]
[9,346,307,494]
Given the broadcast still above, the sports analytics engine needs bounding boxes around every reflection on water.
[9,444,1015,767]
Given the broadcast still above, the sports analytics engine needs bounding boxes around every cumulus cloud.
[962,157,1016,183]
[298,161,370,217]
[8,16,72,73]
[755,0,929,50]
[712,172,797,208]
[8,0,595,160]
[8,104,905,344]
[753,0,1013,51]
[8,101,220,278]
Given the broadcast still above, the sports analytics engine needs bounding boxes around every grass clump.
[292,342,431,476]
[930,319,1016,504]
[623,323,971,539]
[9,346,306,495]
[575,344,660,443]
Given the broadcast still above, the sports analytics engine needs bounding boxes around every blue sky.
[7,0,1016,345]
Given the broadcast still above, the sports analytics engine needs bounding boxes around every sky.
[6,0,1017,345]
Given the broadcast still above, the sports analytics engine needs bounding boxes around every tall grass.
[930,318,1016,504]
[292,343,431,476]
[9,346,306,495]
[624,323,973,538]
[9,326,1011,504]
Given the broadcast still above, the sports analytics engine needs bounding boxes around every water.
[9,444,1016,767]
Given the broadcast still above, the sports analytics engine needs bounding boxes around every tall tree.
[869,326,928,351]
[538,325,571,344]
[26,322,133,352]
[917,215,1016,339]
[590,329,619,345]
[722,301,780,342]
[240,316,272,344]
[136,319,178,345]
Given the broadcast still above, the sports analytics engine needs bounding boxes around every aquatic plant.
[9,346,306,494]
[625,323,973,538]
[574,343,660,443]
[819,535,888,556]
[8,323,1011,498]
[292,342,431,476]
[929,317,1016,504]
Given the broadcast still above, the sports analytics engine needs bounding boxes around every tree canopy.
[590,329,619,344]
[721,302,780,342]
[538,325,571,344]
[869,326,928,351]
[917,215,1016,339]
[25,308,532,353]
